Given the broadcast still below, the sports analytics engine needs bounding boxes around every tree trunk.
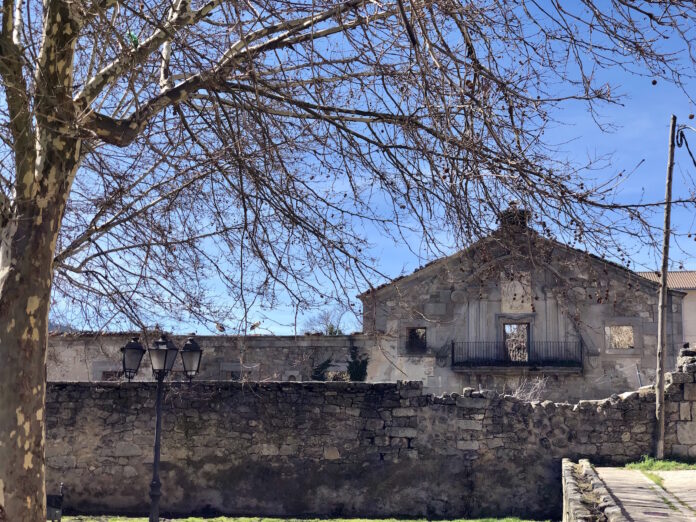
[0,135,81,521]
[0,0,82,516]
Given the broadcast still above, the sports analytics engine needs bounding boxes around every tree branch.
[0,0,35,199]
[80,0,393,146]
[74,0,221,107]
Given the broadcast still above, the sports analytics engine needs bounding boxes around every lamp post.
[121,334,202,522]
[654,119,696,458]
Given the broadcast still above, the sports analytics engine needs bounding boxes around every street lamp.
[180,337,202,380]
[121,337,145,381]
[121,334,202,522]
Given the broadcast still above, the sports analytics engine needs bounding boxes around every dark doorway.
[504,323,529,362]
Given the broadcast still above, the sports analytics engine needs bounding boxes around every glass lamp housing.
[180,337,202,379]
[149,335,179,376]
[121,337,145,381]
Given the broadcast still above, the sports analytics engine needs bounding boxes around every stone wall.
[45,355,696,520]
[48,333,365,383]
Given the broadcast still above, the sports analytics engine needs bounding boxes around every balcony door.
[504,323,529,362]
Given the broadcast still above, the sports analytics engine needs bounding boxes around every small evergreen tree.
[347,345,369,381]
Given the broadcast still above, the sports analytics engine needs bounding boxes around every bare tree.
[1,0,696,518]
[302,308,348,335]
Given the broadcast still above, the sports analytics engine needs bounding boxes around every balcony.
[450,341,583,371]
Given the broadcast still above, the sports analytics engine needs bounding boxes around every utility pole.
[656,114,676,459]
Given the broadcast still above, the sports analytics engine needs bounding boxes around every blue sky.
[46,5,696,336]
[294,73,696,335]
[160,70,696,336]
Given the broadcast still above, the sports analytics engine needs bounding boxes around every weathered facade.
[47,211,686,401]
[359,211,684,400]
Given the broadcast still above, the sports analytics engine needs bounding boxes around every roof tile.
[638,271,696,290]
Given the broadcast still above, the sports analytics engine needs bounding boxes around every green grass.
[63,516,544,522]
[642,470,666,489]
[625,455,696,471]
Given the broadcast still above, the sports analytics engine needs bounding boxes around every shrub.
[347,344,369,381]
[311,357,333,381]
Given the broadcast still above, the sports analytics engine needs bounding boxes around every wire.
[677,125,696,169]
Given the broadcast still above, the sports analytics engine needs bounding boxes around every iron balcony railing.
[451,340,583,368]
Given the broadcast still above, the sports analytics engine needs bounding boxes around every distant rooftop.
[638,271,696,290]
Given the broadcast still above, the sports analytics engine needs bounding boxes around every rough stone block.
[671,444,689,458]
[47,455,76,468]
[681,402,692,421]
[677,422,696,445]
[390,437,408,448]
[323,446,340,460]
[373,436,390,446]
[386,427,417,438]
[456,397,488,408]
[668,371,693,384]
[486,438,504,449]
[364,419,385,430]
[258,444,279,456]
[457,419,483,431]
[685,383,696,401]
[112,442,142,457]
[456,440,479,451]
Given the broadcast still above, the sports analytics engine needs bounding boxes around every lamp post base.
[149,479,162,522]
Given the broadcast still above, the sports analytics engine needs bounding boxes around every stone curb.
[562,458,627,522]
[578,459,627,522]
[562,458,592,521]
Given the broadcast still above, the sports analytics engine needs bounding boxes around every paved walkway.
[656,471,696,512]
[596,467,696,521]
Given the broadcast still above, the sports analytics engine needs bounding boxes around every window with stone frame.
[606,325,635,350]
[406,327,427,352]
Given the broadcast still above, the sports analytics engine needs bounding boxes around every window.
[504,323,529,362]
[606,325,634,350]
[225,362,260,381]
[231,369,255,381]
[406,327,427,352]
[100,370,122,381]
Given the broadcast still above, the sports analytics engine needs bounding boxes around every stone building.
[359,209,685,400]
[638,270,696,348]
[47,209,685,401]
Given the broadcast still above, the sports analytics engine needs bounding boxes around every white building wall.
[682,289,696,347]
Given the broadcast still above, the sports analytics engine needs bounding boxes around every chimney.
[499,202,530,230]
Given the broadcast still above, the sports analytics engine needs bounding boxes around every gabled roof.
[638,271,696,290]
[358,228,669,299]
